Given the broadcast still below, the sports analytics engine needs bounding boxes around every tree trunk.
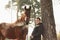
[40,0,57,40]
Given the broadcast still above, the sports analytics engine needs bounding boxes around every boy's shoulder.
[39,23,43,25]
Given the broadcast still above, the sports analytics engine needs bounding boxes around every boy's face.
[35,19,40,24]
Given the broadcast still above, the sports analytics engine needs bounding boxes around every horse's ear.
[25,6,26,10]
[29,6,31,10]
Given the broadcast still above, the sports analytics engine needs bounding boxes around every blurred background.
[0,0,60,40]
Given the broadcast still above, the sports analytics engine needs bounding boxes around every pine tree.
[41,0,57,40]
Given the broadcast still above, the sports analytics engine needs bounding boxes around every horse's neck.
[15,22,25,26]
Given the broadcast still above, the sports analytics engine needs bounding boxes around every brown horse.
[0,6,31,40]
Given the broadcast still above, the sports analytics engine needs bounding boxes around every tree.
[40,0,57,40]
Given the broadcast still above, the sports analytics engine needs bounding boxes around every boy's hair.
[36,17,41,20]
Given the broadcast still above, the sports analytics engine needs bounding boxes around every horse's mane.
[15,12,27,23]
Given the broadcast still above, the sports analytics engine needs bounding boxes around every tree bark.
[40,0,57,40]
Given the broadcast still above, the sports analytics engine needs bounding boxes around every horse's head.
[24,6,31,24]
[24,6,31,18]
[15,6,31,25]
